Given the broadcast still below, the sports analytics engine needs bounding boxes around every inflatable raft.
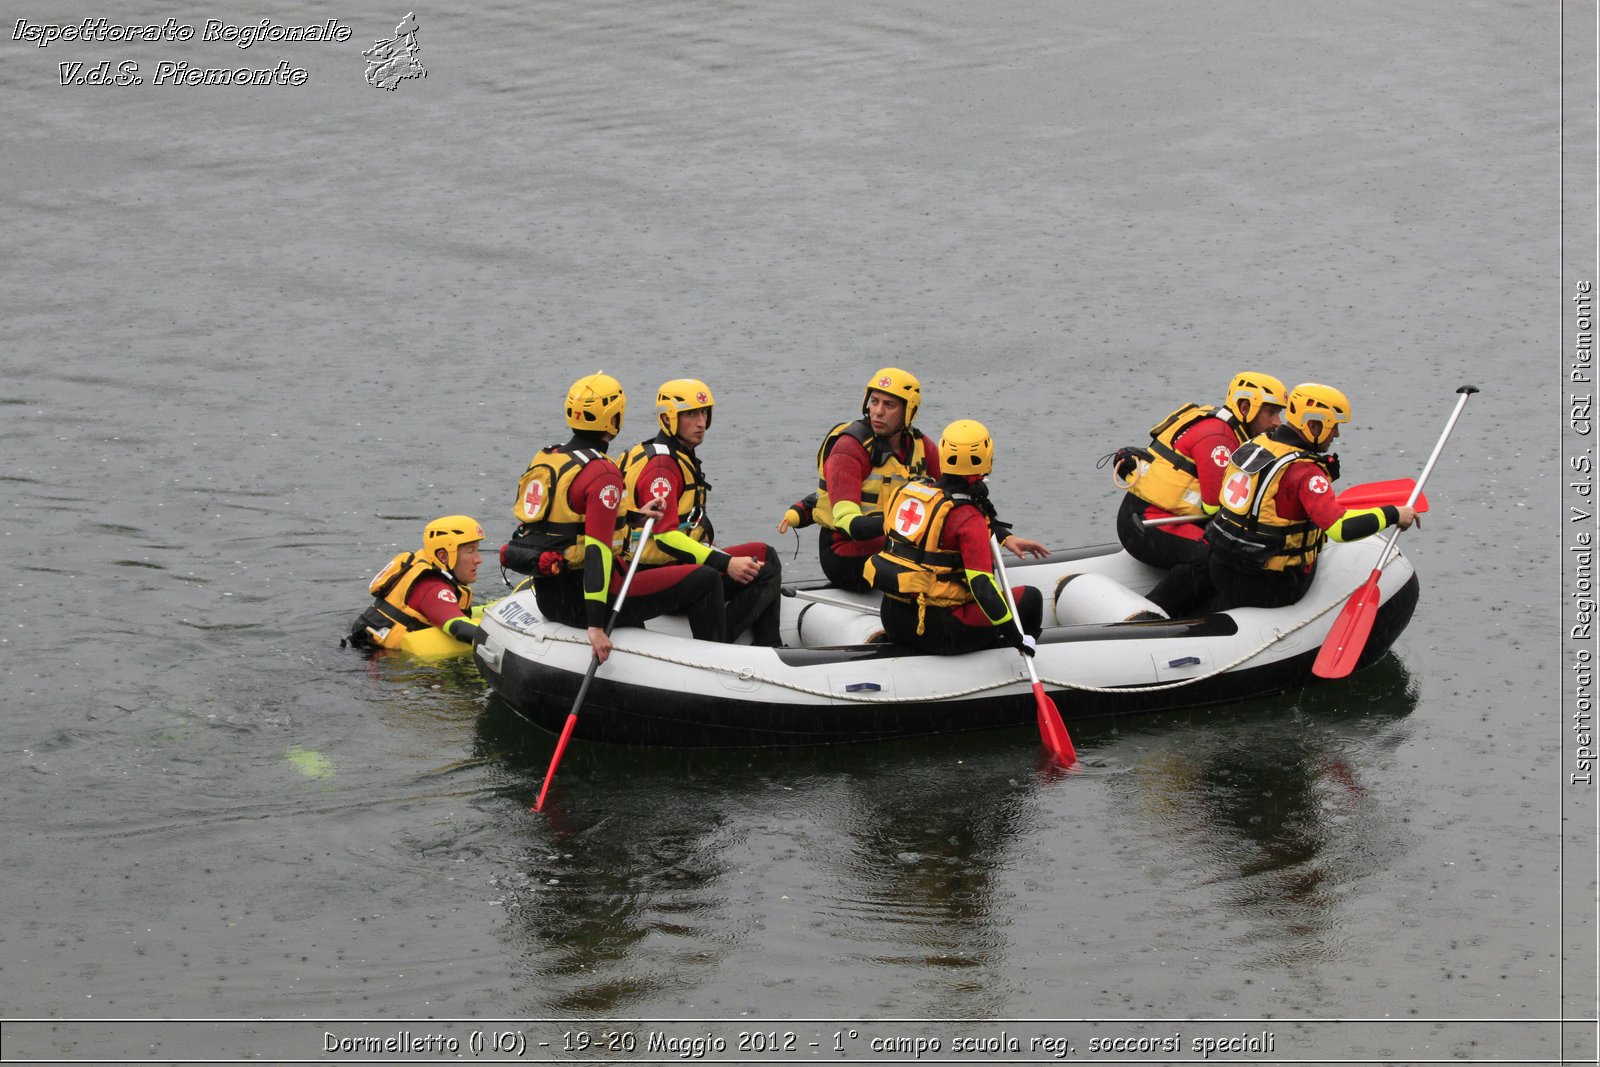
[473,539,1419,747]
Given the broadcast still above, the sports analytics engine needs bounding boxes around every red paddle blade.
[1311,572,1383,679]
[1033,682,1077,767]
[1336,479,1429,514]
[532,712,579,812]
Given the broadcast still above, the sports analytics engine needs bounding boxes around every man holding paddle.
[864,419,1050,654]
[1112,371,1286,617]
[1208,383,1417,610]
[502,372,724,663]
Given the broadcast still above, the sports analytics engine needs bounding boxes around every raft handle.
[1166,656,1201,668]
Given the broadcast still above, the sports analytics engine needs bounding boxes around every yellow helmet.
[656,378,715,436]
[1225,371,1287,425]
[863,366,922,427]
[423,514,485,572]
[938,419,994,476]
[565,371,627,435]
[1284,383,1352,448]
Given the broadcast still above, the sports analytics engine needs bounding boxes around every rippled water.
[2,0,1588,1062]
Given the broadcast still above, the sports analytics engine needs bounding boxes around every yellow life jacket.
[1125,403,1246,516]
[618,434,714,566]
[354,552,472,650]
[863,480,976,626]
[1208,435,1329,572]
[511,445,627,569]
[813,419,932,530]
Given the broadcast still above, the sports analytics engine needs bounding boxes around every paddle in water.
[533,515,658,812]
[990,534,1076,767]
[1312,385,1478,679]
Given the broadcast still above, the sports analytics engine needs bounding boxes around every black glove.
[1324,452,1341,482]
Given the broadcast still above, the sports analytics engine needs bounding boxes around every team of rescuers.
[351,367,1416,659]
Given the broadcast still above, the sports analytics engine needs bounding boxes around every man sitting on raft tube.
[865,419,1050,655]
[777,366,937,592]
[1208,383,1417,610]
[1111,371,1286,617]
[348,515,487,651]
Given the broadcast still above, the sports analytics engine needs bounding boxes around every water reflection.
[1085,655,1421,966]
[474,656,1420,1013]
[476,701,1041,1016]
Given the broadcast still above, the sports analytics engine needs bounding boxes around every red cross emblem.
[523,480,546,515]
[895,498,925,535]
[1210,444,1232,468]
[649,475,674,501]
[598,484,621,511]
[695,390,708,404]
[1224,472,1252,508]
[878,376,893,388]
[1308,474,1330,495]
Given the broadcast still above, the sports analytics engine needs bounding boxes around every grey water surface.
[2,1,1587,1063]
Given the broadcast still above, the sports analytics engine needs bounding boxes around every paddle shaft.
[991,535,1076,766]
[1371,385,1478,573]
[532,514,658,812]
[781,585,877,614]
[989,536,1040,685]
[1311,385,1477,679]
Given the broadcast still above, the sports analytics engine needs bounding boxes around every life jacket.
[351,552,472,650]
[863,480,977,625]
[1207,435,1331,571]
[618,433,715,566]
[1124,403,1247,516]
[509,444,627,570]
[813,419,932,531]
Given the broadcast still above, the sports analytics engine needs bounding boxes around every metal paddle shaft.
[532,515,657,812]
[1312,386,1478,679]
[780,585,877,614]
[990,535,1076,767]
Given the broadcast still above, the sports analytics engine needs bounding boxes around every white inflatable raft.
[473,539,1418,747]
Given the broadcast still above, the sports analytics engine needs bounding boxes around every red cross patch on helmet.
[695,391,708,404]
[878,376,893,388]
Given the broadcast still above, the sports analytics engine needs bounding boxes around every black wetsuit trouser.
[1207,554,1316,610]
[880,586,1044,655]
[533,566,726,642]
[818,530,873,592]
[1116,493,1214,617]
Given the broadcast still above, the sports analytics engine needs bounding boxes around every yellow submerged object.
[396,602,492,660]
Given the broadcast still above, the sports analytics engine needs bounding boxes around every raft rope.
[487,578,1366,704]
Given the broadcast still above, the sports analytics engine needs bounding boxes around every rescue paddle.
[1311,385,1478,680]
[780,585,878,614]
[1140,479,1430,527]
[532,515,657,813]
[990,535,1076,767]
